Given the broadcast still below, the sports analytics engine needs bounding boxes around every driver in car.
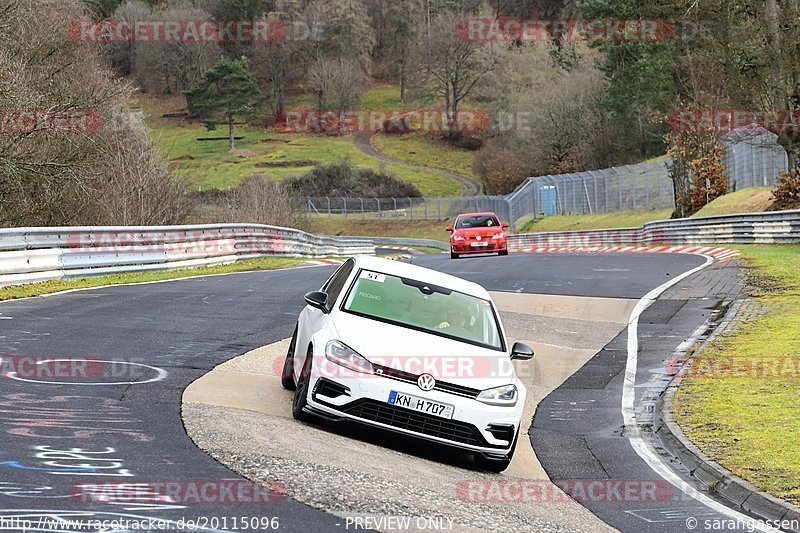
[435,307,472,337]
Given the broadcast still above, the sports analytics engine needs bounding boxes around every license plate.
[471,242,489,247]
[388,391,454,419]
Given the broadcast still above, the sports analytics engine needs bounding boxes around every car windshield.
[456,215,500,229]
[342,270,504,351]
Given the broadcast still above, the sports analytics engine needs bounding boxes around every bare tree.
[474,43,613,192]
[0,0,191,227]
[131,1,221,95]
[224,175,303,228]
[0,0,130,226]
[309,57,369,117]
[412,12,497,139]
[82,113,190,226]
[105,0,150,76]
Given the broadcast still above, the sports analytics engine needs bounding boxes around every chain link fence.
[506,161,675,220]
[297,128,789,227]
[719,128,788,190]
[299,196,513,223]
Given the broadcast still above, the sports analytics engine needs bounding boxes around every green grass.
[285,84,424,111]
[138,96,461,196]
[518,210,673,233]
[0,257,303,301]
[517,188,778,233]
[673,245,800,505]
[354,85,423,110]
[693,187,775,218]
[306,219,451,242]
[372,133,477,179]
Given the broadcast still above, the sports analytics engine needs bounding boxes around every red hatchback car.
[447,212,509,259]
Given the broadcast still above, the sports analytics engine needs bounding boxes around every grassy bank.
[693,187,774,217]
[673,245,800,505]
[306,218,450,242]
[518,210,673,233]
[517,188,776,234]
[0,257,304,302]
[372,133,477,179]
[138,96,461,196]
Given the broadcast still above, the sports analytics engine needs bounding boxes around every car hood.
[330,311,517,388]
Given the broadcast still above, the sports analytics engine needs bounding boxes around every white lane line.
[622,255,782,533]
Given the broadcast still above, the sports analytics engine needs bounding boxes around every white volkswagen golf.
[281,255,534,472]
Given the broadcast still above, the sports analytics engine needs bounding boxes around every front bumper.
[451,240,507,254]
[304,369,522,456]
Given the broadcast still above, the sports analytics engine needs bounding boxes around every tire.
[280,325,298,390]
[450,252,460,259]
[292,345,315,422]
[499,250,509,256]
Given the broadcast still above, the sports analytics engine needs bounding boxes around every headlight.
[492,233,505,240]
[325,340,373,374]
[453,235,466,242]
[477,384,517,406]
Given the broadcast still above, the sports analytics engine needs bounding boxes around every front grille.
[338,399,492,447]
[372,364,481,399]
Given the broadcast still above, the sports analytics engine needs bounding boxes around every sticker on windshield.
[360,270,386,283]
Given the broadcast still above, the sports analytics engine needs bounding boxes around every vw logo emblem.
[476,235,482,241]
[418,374,436,392]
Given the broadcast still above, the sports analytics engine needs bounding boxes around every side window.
[322,259,355,311]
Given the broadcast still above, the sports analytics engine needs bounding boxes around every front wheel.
[450,252,460,259]
[280,325,298,390]
[499,250,509,256]
[292,346,315,422]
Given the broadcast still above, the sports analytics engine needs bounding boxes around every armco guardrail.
[331,236,450,251]
[0,225,374,287]
[508,210,800,249]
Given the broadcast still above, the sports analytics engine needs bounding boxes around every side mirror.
[446,226,454,233]
[304,291,329,313]
[502,221,510,229]
[510,342,534,361]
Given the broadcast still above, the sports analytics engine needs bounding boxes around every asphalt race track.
[0,252,768,532]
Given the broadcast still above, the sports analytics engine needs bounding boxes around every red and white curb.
[510,245,740,262]
[376,245,423,255]
[306,259,346,266]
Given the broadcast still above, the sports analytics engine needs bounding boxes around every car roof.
[456,212,498,218]
[351,256,492,301]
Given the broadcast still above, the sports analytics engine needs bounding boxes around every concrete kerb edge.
[655,298,800,530]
